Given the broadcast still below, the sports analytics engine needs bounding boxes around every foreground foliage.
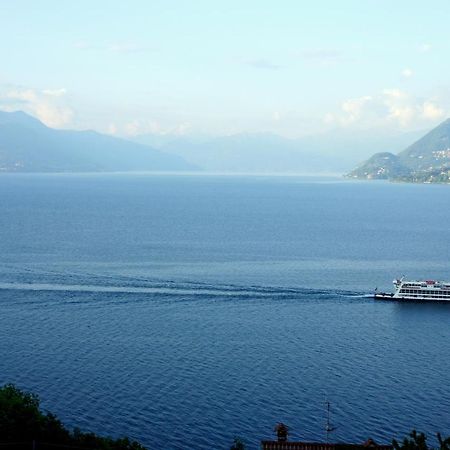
[230,437,246,449]
[393,430,450,450]
[0,384,146,449]
[2,385,449,450]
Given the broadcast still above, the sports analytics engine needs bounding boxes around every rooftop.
[261,438,393,450]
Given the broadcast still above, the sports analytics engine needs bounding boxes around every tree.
[393,430,428,450]
[230,437,246,450]
[393,430,450,450]
[0,383,46,441]
[0,384,147,449]
[437,433,450,450]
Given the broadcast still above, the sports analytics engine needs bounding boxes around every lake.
[0,173,449,449]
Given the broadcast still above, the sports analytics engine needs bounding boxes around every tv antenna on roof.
[325,401,337,443]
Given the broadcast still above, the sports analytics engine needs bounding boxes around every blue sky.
[1,0,449,137]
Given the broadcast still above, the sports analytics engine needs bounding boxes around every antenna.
[325,401,336,443]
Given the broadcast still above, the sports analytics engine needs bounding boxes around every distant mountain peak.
[0,110,46,128]
[0,110,194,172]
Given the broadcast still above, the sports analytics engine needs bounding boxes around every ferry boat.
[375,277,450,302]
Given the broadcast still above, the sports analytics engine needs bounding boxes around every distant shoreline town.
[347,119,450,184]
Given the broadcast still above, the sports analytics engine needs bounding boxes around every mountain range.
[0,111,194,172]
[347,119,450,183]
[133,128,423,174]
[0,110,435,175]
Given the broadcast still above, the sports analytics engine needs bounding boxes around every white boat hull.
[374,277,450,302]
[375,293,450,302]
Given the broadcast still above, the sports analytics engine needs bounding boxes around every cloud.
[272,111,281,121]
[124,119,160,135]
[418,43,432,53]
[244,59,281,70]
[108,123,118,135]
[422,101,445,120]
[107,119,192,137]
[42,88,67,97]
[382,89,417,126]
[339,95,375,124]
[326,89,447,129]
[401,68,413,78]
[0,86,74,127]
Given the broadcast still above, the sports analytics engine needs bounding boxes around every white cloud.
[326,89,447,130]
[124,119,162,136]
[422,101,445,120]
[418,43,432,53]
[106,118,192,137]
[383,89,416,126]
[340,95,373,124]
[382,89,446,126]
[401,68,413,78]
[0,86,74,128]
[108,123,118,135]
[42,88,67,97]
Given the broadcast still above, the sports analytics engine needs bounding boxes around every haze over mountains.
[348,118,450,183]
[0,109,430,175]
[133,128,423,174]
[0,111,194,172]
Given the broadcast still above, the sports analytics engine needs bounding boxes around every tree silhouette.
[393,430,450,450]
[393,430,428,450]
[0,384,146,449]
[230,437,246,450]
[437,433,450,450]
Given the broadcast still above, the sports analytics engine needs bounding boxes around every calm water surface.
[0,174,449,449]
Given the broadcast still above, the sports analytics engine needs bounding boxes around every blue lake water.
[0,174,449,449]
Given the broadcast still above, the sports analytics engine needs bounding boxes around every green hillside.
[347,119,450,183]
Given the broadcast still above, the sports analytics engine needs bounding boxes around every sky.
[0,0,450,138]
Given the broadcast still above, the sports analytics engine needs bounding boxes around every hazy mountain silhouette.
[133,128,423,174]
[0,111,194,172]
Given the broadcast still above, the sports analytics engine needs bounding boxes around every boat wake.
[0,281,282,297]
[0,278,365,301]
[0,265,369,301]
[347,293,374,298]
